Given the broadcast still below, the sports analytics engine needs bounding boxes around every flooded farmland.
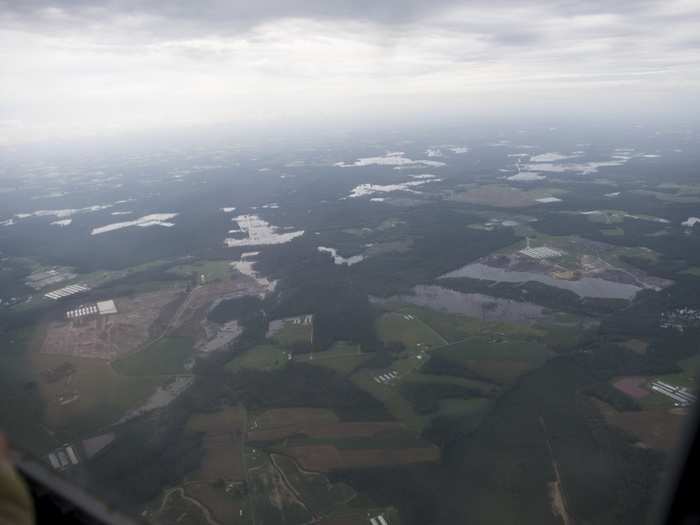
[377,285,548,323]
[440,263,643,299]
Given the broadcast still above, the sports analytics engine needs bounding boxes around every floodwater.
[224,214,303,247]
[440,263,642,299]
[198,320,242,353]
[117,376,193,424]
[382,285,547,323]
[318,246,365,266]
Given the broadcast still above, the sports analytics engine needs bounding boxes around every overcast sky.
[1,0,699,145]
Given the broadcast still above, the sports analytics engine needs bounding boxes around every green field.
[377,311,447,350]
[390,304,546,343]
[350,369,424,431]
[298,341,368,374]
[405,373,495,397]
[270,321,313,347]
[681,266,700,277]
[435,336,551,363]
[168,260,232,283]
[112,336,194,376]
[434,397,490,419]
[226,344,288,373]
[32,353,163,440]
[656,353,700,389]
[601,227,625,237]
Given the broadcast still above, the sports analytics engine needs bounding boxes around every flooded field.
[440,263,642,299]
[379,285,548,323]
[117,376,193,424]
[224,214,304,247]
[318,246,365,266]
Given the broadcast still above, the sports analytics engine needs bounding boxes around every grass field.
[681,266,700,277]
[427,336,551,385]
[595,399,686,450]
[656,353,700,389]
[226,344,289,373]
[601,227,625,237]
[168,260,233,283]
[435,336,550,362]
[31,353,161,439]
[434,397,491,419]
[187,407,247,482]
[187,406,244,434]
[298,342,369,375]
[389,304,546,343]
[619,339,650,354]
[376,311,447,350]
[404,373,496,397]
[350,369,424,431]
[112,336,194,376]
[270,321,313,347]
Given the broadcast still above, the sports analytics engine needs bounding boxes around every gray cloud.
[0,0,698,145]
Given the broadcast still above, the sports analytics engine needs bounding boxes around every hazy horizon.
[1,0,700,146]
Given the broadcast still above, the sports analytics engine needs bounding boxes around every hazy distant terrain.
[1,122,700,524]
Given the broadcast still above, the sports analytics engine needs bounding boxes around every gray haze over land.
[1,0,699,144]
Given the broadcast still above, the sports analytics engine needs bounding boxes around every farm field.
[168,260,233,282]
[405,373,496,396]
[187,406,245,434]
[350,369,424,431]
[594,399,687,450]
[268,317,313,347]
[284,443,439,472]
[250,419,404,443]
[226,344,288,373]
[297,341,369,375]
[376,311,447,350]
[387,303,547,343]
[112,336,194,376]
[448,184,567,208]
[195,434,246,481]
[187,407,246,482]
[30,352,162,438]
[656,353,700,389]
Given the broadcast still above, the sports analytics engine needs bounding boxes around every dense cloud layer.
[1,0,699,144]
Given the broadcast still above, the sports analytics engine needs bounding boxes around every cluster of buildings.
[25,268,76,290]
[65,299,118,319]
[44,283,90,300]
[650,380,696,407]
[47,444,80,471]
[374,370,399,385]
[46,433,115,472]
[660,308,700,333]
[519,238,564,259]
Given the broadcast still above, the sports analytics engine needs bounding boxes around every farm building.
[47,443,80,471]
[519,246,563,259]
[45,283,90,300]
[66,299,118,319]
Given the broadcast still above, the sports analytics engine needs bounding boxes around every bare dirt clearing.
[40,289,183,359]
